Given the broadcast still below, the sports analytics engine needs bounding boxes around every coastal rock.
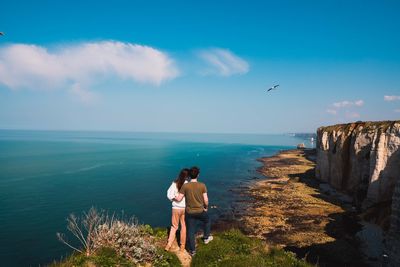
[316,121,400,209]
[297,143,306,149]
[386,178,400,266]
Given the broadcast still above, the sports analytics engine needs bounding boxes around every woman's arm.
[167,183,177,201]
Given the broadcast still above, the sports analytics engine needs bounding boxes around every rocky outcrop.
[385,178,400,266]
[316,121,400,209]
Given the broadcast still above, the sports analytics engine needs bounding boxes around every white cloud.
[326,109,337,115]
[327,99,364,117]
[384,95,400,101]
[198,48,249,76]
[345,111,360,119]
[333,99,364,108]
[354,100,364,106]
[0,41,179,101]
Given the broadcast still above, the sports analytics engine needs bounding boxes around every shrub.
[57,208,160,265]
[93,219,158,264]
[57,207,104,256]
[152,227,168,239]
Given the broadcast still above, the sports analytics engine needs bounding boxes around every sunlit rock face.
[316,121,400,208]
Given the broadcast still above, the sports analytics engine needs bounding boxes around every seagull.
[267,84,279,92]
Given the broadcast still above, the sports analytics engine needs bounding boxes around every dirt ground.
[233,149,367,267]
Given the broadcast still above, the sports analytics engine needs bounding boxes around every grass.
[152,227,181,267]
[318,120,399,134]
[154,249,181,267]
[49,247,134,267]
[191,229,312,267]
[50,226,311,267]
[50,246,180,267]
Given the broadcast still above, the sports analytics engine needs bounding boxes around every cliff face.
[386,178,400,266]
[316,121,400,208]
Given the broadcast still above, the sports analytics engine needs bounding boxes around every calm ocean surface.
[0,130,312,266]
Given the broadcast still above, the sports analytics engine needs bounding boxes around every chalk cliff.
[386,177,400,266]
[316,121,400,209]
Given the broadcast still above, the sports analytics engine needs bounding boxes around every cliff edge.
[316,121,400,210]
[316,121,400,266]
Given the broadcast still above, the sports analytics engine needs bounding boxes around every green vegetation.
[52,207,180,267]
[51,208,311,266]
[318,120,399,134]
[191,229,311,267]
[155,248,182,267]
[50,246,180,267]
[49,247,134,267]
[51,228,311,267]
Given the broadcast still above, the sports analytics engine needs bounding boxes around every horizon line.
[0,127,317,136]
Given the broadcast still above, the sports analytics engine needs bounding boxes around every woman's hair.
[175,168,189,191]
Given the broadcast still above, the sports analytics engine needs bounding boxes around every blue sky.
[0,0,399,133]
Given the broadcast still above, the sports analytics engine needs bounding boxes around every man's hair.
[190,166,200,179]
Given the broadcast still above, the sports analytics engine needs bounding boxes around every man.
[174,166,213,256]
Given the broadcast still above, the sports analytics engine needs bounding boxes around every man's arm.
[203,192,209,211]
[174,192,184,202]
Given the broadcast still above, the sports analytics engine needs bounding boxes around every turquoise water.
[0,130,308,266]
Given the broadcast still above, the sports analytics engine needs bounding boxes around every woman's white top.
[167,181,186,209]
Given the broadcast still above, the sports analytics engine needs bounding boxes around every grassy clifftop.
[191,229,310,267]
[50,246,180,267]
[51,226,311,267]
[317,120,400,134]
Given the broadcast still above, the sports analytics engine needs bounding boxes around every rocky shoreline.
[218,149,380,267]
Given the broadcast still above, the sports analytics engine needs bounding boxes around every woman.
[165,168,189,251]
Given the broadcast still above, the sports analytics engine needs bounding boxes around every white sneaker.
[203,235,213,244]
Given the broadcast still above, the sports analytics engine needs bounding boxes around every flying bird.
[267,84,279,92]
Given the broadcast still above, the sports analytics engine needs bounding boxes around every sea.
[0,130,314,266]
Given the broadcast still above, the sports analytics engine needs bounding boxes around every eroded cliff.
[316,121,400,210]
[386,177,400,266]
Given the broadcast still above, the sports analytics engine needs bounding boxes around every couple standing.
[165,166,213,256]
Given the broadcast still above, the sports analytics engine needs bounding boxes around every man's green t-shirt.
[179,181,207,214]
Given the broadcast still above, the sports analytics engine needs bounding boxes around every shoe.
[164,244,171,251]
[189,251,196,257]
[203,235,213,244]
